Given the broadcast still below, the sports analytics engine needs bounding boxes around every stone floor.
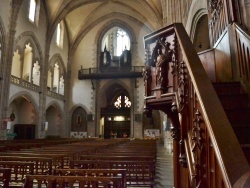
[154,141,174,188]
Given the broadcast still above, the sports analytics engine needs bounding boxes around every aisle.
[154,142,174,188]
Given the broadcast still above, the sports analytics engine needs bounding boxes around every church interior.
[1,0,250,187]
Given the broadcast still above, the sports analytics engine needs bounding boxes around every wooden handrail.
[174,22,250,185]
[143,23,250,187]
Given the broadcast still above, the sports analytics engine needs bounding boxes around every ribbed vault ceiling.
[44,0,163,44]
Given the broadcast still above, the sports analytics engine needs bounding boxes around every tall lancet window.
[28,0,40,25]
[116,29,130,56]
[56,22,64,48]
[29,0,36,22]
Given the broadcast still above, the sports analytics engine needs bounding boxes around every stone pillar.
[0,0,22,139]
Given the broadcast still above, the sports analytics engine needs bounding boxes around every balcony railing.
[78,66,144,79]
[11,75,64,101]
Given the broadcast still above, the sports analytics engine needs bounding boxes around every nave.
[0,138,174,188]
[154,142,173,188]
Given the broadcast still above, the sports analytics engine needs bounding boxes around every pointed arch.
[8,91,39,114]
[14,31,44,61]
[69,104,89,132]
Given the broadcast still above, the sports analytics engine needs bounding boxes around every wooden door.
[14,124,36,139]
[104,120,130,139]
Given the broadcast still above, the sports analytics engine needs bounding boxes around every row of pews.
[0,138,157,187]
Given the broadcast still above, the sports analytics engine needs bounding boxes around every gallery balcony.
[78,66,144,80]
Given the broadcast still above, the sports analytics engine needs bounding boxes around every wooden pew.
[53,168,126,188]
[0,161,34,187]
[0,168,11,188]
[23,175,123,188]
[69,160,154,187]
[0,153,65,169]
[79,155,155,162]
[0,156,53,175]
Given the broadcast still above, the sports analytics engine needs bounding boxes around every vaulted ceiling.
[44,0,163,44]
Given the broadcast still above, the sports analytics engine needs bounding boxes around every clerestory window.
[28,0,40,25]
[56,22,64,48]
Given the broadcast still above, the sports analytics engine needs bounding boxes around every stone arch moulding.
[8,91,39,114]
[14,31,44,61]
[49,53,66,76]
[69,13,151,57]
[185,0,208,35]
[69,104,91,119]
[99,79,131,102]
[189,9,209,42]
[46,101,64,116]
[69,104,90,135]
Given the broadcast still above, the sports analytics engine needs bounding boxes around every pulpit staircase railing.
[143,23,250,188]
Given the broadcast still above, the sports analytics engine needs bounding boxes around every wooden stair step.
[224,109,250,125]
[217,93,249,109]
[213,82,243,95]
[213,82,250,164]
[241,145,250,164]
[232,125,250,144]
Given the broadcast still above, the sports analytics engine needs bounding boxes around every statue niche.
[150,37,172,90]
[100,45,111,67]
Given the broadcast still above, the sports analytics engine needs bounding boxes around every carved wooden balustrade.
[143,23,250,188]
[234,23,250,93]
[208,0,240,46]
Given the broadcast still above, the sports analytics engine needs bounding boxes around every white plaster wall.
[0,1,11,29]
[17,1,47,52]
[49,23,69,71]
[134,25,152,66]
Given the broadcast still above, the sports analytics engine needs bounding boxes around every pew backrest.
[0,156,52,175]
[53,168,126,188]
[0,161,34,185]
[23,175,123,188]
[0,168,11,187]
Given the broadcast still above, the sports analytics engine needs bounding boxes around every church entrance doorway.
[101,87,131,139]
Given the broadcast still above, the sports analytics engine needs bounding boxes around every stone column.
[0,0,22,139]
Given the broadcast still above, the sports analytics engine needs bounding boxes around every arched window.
[53,63,59,92]
[56,22,64,48]
[22,43,33,82]
[116,29,130,56]
[47,60,64,95]
[102,27,130,57]
[101,27,131,67]
[114,94,131,109]
[29,0,40,25]
[29,0,36,22]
